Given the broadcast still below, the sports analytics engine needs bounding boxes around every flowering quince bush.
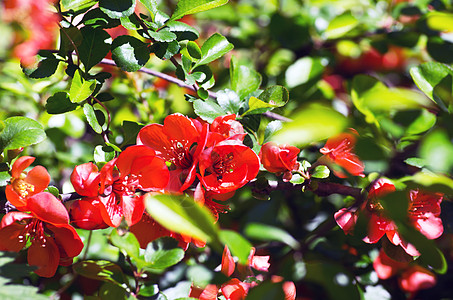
[2,0,453,299]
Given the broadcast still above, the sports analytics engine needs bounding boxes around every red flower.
[221,278,250,300]
[5,156,50,210]
[319,131,364,178]
[69,199,109,230]
[137,113,208,192]
[199,140,260,194]
[259,142,300,179]
[207,115,246,146]
[70,145,169,227]
[373,250,436,294]
[0,192,83,277]
[335,179,444,256]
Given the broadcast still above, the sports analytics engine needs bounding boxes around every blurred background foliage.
[2,0,453,299]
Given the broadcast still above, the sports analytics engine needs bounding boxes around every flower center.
[166,140,193,169]
[11,173,35,198]
[212,152,235,180]
[18,219,49,247]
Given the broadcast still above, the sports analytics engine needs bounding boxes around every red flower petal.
[25,165,51,194]
[334,208,357,234]
[27,192,69,225]
[398,265,436,293]
[121,194,145,226]
[373,249,407,280]
[11,156,35,178]
[27,236,60,277]
[70,163,100,197]
[221,278,249,300]
[0,212,32,252]
[162,113,200,145]
[99,194,124,228]
[221,245,235,277]
[47,223,84,258]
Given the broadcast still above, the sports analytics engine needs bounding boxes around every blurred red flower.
[260,142,300,180]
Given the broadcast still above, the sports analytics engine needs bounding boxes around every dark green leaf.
[58,27,83,56]
[230,56,262,99]
[0,117,46,152]
[170,0,229,21]
[195,33,233,67]
[99,282,127,300]
[45,92,78,114]
[427,36,453,64]
[78,27,111,71]
[99,0,136,19]
[219,230,252,265]
[22,53,60,79]
[197,88,209,100]
[83,104,103,134]
[69,70,96,103]
[138,284,159,297]
[121,121,144,146]
[193,99,225,123]
[244,223,300,249]
[187,41,202,59]
[144,194,219,243]
[150,40,180,60]
[246,281,285,300]
[166,21,199,41]
[97,92,115,102]
[73,260,126,286]
[111,35,150,72]
[144,237,185,269]
[81,8,121,28]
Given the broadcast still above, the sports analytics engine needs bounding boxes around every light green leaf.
[61,0,96,11]
[139,0,158,19]
[419,129,453,173]
[426,11,453,32]
[263,120,283,143]
[400,172,453,196]
[73,260,126,287]
[147,29,177,42]
[193,99,225,123]
[99,0,136,19]
[230,56,262,99]
[145,194,219,243]
[219,230,252,265]
[273,104,348,146]
[170,0,229,21]
[244,223,300,250]
[144,237,185,269]
[285,57,324,88]
[0,117,46,152]
[0,285,49,300]
[83,104,103,134]
[195,33,233,67]
[111,36,150,72]
[166,21,199,41]
[311,165,330,179]
[69,70,96,103]
[110,229,140,259]
[324,11,359,39]
[242,86,289,116]
[216,89,241,114]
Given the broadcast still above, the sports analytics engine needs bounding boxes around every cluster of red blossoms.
[0,157,83,277]
[189,245,296,300]
[69,113,260,250]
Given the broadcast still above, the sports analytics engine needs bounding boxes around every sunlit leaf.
[170,0,229,21]
[219,230,252,264]
[73,260,126,287]
[194,33,233,67]
[144,237,185,269]
[69,70,96,103]
[0,117,46,152]
[244,223,300,249]
[111,36,150,72]
[324,11,359,39]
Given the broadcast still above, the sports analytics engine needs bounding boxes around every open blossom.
[373,249,436,294]
[319,131,364,178]
[137,113,208,192]
[5,156,50,210]
[207,114,246,146]
[335,179,444,256]
[70,145,169,227]
[0,192,83,277]
[198,140,260,194]
[259,142,300,179]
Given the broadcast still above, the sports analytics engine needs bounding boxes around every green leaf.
[419,129,453,173]
[61,0,96,11]
[112,36,150,72]
[197,88,209,100]
[79,27,111,71]
[242,86,289,116]
[144,237,185,269]
[121,121,144,146]
[285,57,324,88]
[194,33,233,67]
[151,40,180,60]
[94,145,115,163]
[426,11,453,32]
[139,0,158,19]
[170,0,229,21]
[110,229,140,259]
[273,103,348,146]
[58,27,83,56]
[263,120,283,144]
[324,11,359,39]
[289,173,305,185]
[81,8,121,28]
[22,52,60,79]
[144,194,219,243]
[230,56,262,99]
[244,223,300,250]
[311,165,330,179]
[216,89,241,114]
[83,104,103,134]
[45,92,78,114]
[166,21,199,41]
[73,260,126,287]
[99,0,136,19]
[69,70,96,103]
[400,172,453,196]
[218,230,252,265]
[0,285,49,300]
[0,117,46,152]
[193,99,225,123]
[147,29,177,42]
[187,41,202,60]
[406,109,436,135]
[246,281,285,300]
